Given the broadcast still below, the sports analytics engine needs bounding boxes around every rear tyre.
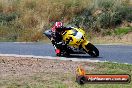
[85,43,99,57]
[61,44,71,57]
[62,52,70,57]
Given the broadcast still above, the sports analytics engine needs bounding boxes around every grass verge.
[0,56,132,88]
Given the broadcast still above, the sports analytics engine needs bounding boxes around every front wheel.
[85,43,99,57]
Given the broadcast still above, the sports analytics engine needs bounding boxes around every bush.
[97,12,111,28]
[125,7,132,22]
[97,0,114,11]
[114,27,132,35]
[110,12,122,27]
[0,0,131,42]
[71,0,132,33]
[0,12,19,25]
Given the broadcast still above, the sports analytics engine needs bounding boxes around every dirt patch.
[0,56,96,88]
[0,56,131,88]
[0,56,94,79]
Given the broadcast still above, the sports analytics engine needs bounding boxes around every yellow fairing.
[62,28,89,49]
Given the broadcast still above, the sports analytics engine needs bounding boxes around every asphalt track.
[0,42,132,64]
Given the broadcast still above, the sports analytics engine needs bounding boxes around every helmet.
[55,22,63,29]
[51,22,63,32]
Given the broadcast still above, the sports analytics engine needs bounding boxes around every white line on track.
[0,54,106,63]
[13,42,132,46]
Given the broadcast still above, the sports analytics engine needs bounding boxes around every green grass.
[0,62,132,88]
[114,27,132,36]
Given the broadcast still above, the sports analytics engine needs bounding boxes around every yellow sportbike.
[44,27,99,57]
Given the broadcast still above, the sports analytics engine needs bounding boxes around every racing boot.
[55,49,61,56]
[55,42,63,56]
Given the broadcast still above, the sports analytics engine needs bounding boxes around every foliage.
[113,27,132,35]
[0,0,131,42]
[71,0,132,32]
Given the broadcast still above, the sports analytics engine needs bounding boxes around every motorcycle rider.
[51,22,72,56]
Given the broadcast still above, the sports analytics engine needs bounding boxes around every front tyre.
[85,43,99,57]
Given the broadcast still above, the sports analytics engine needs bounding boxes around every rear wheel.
[85,43,99,57]
[62,51,70,57]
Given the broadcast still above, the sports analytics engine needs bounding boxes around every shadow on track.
[64,54,102,59]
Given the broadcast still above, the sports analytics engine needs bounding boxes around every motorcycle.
[44,27,99,57]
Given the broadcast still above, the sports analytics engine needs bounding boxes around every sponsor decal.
[76,66,131,85]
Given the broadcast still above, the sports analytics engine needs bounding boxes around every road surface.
[0,42,132,64]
